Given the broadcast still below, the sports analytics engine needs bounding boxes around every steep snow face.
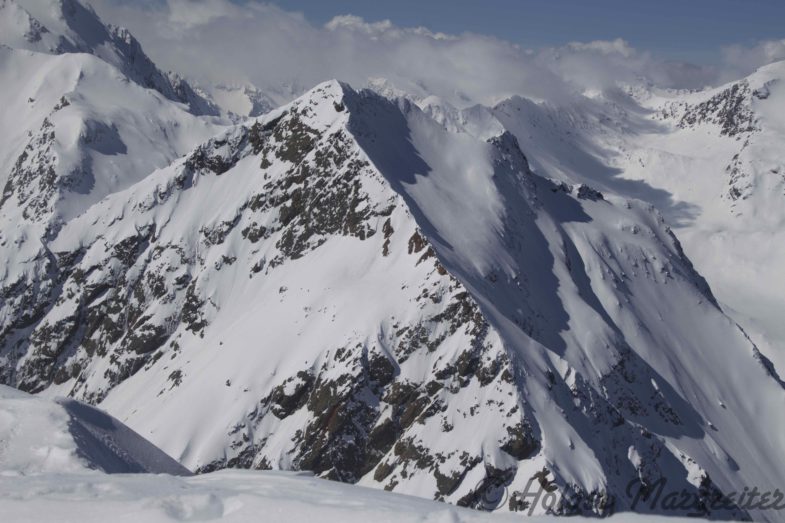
[416,61,785,379]
[0,0,218,115]
[350,95,511,275]
[584,64,784,375]
[0,45,223,325]
[0,384,189,475]
[2,77,784,520]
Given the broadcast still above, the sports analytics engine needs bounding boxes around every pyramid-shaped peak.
[263,79,358,132]
[296,79,353,105]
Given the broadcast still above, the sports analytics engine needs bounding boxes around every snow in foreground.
[0,385,721,522]
[0,385,189,476]
[0,469,711,523]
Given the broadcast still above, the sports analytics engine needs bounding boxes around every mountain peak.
[296,79,353,108]
[2,0,110,53]
[261,79,354,134]
[0,0,218,115]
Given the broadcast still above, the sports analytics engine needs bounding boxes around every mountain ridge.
[1,76,782,518]
[1,3,784,520]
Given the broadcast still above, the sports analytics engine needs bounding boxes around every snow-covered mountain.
[0,1,226,322]
[1,1,785,521]
[539,66,785,376]
[403,62,785,377]
[624,65,785,375]
[0,0,218,116]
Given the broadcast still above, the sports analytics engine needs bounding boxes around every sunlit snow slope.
[623,64,785,375]
[0,470,710,523]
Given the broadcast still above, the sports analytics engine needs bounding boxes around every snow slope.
[0,43,224,331]
[622,63,785,375]
[0,46,221,211]
[0,469,711,523]
[0,384,189,475]
[412,62,785,377]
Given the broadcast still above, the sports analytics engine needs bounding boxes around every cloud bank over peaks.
[89,0,784,107]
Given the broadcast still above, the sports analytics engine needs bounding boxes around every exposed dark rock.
[500,422,538,460]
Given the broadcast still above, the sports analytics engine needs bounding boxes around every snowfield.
[0,470,712,523]
[420,63,785,375]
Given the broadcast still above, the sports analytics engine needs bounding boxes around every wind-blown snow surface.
[0,385,189,475]
[0,473,707,523]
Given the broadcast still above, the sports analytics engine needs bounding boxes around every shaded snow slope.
[0,384,189,475]
[414,61,785,381]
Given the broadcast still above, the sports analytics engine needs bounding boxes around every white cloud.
[537,38,718,93]
[88,0,775,106]
[165,0,249,30]
[325,15,454,41]
[566,38,636,58]
[721,39,785,81]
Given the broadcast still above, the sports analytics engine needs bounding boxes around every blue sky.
[267,0,785,63]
